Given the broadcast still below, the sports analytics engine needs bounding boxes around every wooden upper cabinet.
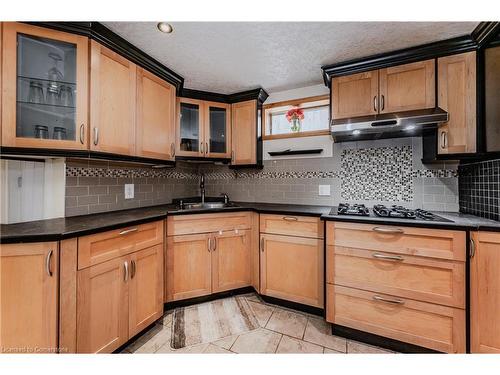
[90,40,136,156]
[471,231,500,353]
[438,51,476,154]
[212,229,251,293]
[128,245,164,337]
[136,67,176,160]
[0,242,59,353]
[1,22,89,150]
[176,97,204,157]
[166,233,212,302]
[231,99,257,165]
[205,101,231,158]
[77,255,129,353]
[378,59,435,113]
[332,70,379,119]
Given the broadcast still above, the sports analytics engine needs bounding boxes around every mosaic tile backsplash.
[65,137,461,216]
[459,159,500,221]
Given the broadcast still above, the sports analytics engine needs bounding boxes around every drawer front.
[327,246,465,308]
[78,221,163,269]
[167,212,252,236]
[327,285,465,353]
[260,214,323,239]
[326,222,465,261]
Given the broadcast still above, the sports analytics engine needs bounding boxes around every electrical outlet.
[124,184,134,199]
[319,185,331,196]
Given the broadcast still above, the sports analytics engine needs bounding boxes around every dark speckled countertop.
[2,202,500,244]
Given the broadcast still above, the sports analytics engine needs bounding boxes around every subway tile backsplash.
[459,159,500,221]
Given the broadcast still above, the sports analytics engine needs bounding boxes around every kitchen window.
[263,95,330,140]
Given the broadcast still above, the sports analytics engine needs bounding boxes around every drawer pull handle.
[46,250,53,277]
[213,236,217,251]
[119,228,138,235]
[372,253,404,261]
[372,226,404,234]
[124,261,129,282]
[208,237,212,252]
[373,295,405,305]
[260,237,264,252]
[469,238,475,258]
[283,216,298,221]
[131,260,136,279]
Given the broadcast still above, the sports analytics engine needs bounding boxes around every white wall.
[263,84,332,160]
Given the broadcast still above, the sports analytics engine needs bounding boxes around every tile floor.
[121,293,396,354]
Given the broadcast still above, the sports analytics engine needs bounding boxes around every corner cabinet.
[136,67,176,160]
[89,40,136,156]
[437,51,476,154]
[0,242,59,353]
[176,97,231,159]
[1,22,89,150]
[471,231,500,353]
[231,99,258,165]
[332,59,435,119]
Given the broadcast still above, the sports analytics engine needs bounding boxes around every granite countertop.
[2,202,499,244]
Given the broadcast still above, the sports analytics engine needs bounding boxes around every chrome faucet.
[200,174,205,204]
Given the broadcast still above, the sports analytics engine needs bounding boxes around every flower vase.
[291,118,301,132]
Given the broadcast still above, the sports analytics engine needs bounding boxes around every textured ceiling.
[103,22,478,94]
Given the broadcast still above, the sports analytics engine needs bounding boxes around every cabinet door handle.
[440,131,446,149]
[79,124,85,144]
[46,250,53,277]
[208,237,212,252]
[131,260,136,279]
[283,216,298,221]
[200,142,204,154]
[124,261,129,282]
[373,295,404,305]
[231,150,235,163]
[372,226,404,234]
[260,237,264,252]
[119,227,138,235]
[206,142,209,155]
[380,95,385,111]
[373,96,377,112]
[470,238,476,258]
[213,236,217,251]
[171,143,175,157]
[93,127,99,146]
[372,253,404,261]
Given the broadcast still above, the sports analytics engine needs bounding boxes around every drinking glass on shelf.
[59,85,74,107]
[47,52,64,81]
[28,81,44,104]
[46,83,60,106]
[52,127,67,140]
[34,125,49,139]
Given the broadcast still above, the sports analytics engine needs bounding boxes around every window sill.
[262,130,330,141]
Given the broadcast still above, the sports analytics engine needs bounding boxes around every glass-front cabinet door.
[176,98,204,157]
[205,101,231,158]
[1,23,88,150]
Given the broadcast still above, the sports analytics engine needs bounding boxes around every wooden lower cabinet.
[471,231,500,353]
[128,245,164,337]
[260,233,324,308]
[77,245,163,353]
[0,242,59,353]
[77,256,129,353]
[166,233,212,302]
[212,229,251,293]
[327,285,465,353]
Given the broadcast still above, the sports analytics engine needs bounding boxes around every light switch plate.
[319,185,331,196]
[125,184,134,199]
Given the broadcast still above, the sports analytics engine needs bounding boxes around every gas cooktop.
[333,203,453,222]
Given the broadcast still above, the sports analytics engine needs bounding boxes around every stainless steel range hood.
[330,107,448,142]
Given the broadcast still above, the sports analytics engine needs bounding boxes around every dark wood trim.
[0,147,176,167]
[259,295,324,317]
[164,286,255,310]
[26,22,185,94]
[321,22,500,86]
[180,87,269,104]
[332,324,440,353]
[174,156,231,164]
[268,148,324,157]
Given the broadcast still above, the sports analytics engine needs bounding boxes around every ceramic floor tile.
[276,335,323,353]
[347,340,394,354]
[303,317,347,352]
[231,328,282,353]
[244,294,264,303]
[212,334,239,350]
[156,342,209,354]
[126,323,171,353]
[160,309,174,327]
[247,300,275,327]
[323,347,343,354]
[203,344,234,354]
[265,308,308,339]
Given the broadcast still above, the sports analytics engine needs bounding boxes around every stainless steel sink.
[181,202,237,210]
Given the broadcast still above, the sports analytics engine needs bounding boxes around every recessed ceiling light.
[157,22,173,34]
